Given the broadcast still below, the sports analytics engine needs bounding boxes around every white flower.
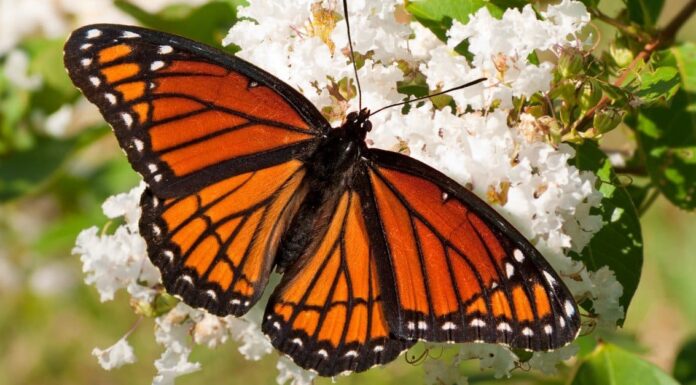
[92,338,137,370]
[457,344,518,379]
[226,316,274,361]
[3,49,42,90]
[423,357,469,385]
[528,343,579,374]
[153,303,202,385]
[193,313,229,349]
[276,356,316,385]
[588,266,625,330]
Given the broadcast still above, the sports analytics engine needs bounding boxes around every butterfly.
[64,21,580,376]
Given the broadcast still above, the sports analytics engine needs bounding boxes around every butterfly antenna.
[342,0,362,110]
[369,77,487,117]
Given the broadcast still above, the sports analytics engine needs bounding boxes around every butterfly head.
[344,108,372,141]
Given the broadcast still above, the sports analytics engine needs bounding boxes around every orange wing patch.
[263,191,412,377]
[141,160,307,316]
[64,25,326,197]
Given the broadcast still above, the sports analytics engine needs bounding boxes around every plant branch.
[661,0,696,44]
[589,8,643,41]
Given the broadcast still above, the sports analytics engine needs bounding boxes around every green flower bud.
[558,48,584,77]
[593,108,624,134]
[578,79,602,112]
[610,38,634,67]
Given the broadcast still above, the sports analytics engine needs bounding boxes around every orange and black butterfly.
[64,21,580,376]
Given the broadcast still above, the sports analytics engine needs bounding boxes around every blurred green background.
[0,0,694,384]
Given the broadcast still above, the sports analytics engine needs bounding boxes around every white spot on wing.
[522,327,533,336]
[89,76,100,86]
[180,275,193,284]
[564,300,575,316]
[273,322,281,330]
[82,58,93,67]
[158,45,173,54]
[121,112,133,127]
[470,319,486,327]
[559,317,566,328]
[318,349,328,358]
[497,322,512,332]
[417,321,428,330]
[441,322,457,330]
[506,263,515,278]
[206,290,217,300]
[105,93,116,104]
[231,299,241,305]
[543,271,557,285]
[80,43,92,50]
[407,321,415,330]
[148,163,158,173]
[373,345,384,352]
[151,224,161,236]
[345,350,358,358]
[122,31,140,38]
[544,324,553,334]
[514,249,525,262]
[150,61,165,71]
[154,174,163,182]
[163,250,174,261]
[86,29,102,39]
[292,338,303,347]
[132,139,144,152]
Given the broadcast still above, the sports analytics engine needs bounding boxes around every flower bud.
[578,79,602,112]
[558,48,584,77]
[610,38,634,67]
[593,108,623,134]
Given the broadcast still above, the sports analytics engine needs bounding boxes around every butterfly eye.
[346,111,359,123]
[364,120,372,132]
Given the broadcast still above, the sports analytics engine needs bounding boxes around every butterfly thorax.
[274,109,371,271]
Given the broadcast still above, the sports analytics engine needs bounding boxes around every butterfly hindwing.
[140,159,308,316]
[262,186,413,376]
[363,149,580,351]
[64,24,329,197]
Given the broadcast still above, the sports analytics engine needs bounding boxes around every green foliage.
[115,0,246,51]
[634,43,696,210]
[624,0,665,28]
[674,337,696,385]
[571,141,643,322]
[572,343,680,385]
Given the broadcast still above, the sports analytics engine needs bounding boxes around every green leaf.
[674,336,696,385]
[636,66,681,104]
[571,141,643,323]
[23,38,77,99]
[0,127,106,202]
[634,43,696,210]
[572,343,680,385]
[405,0,492,42]
[624,0,665,28]
[114,0,245,51]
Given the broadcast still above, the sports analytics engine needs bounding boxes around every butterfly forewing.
[63,24,329,197]
[364,149,580,350]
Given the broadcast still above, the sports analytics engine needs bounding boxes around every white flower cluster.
[70,0,626,383]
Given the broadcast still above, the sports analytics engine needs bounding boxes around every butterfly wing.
[64,24,331,316]
[262,180,413,376]
[363,149,580,351]
[64,24,329,197]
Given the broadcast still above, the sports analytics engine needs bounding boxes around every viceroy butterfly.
[64,5,580,376]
